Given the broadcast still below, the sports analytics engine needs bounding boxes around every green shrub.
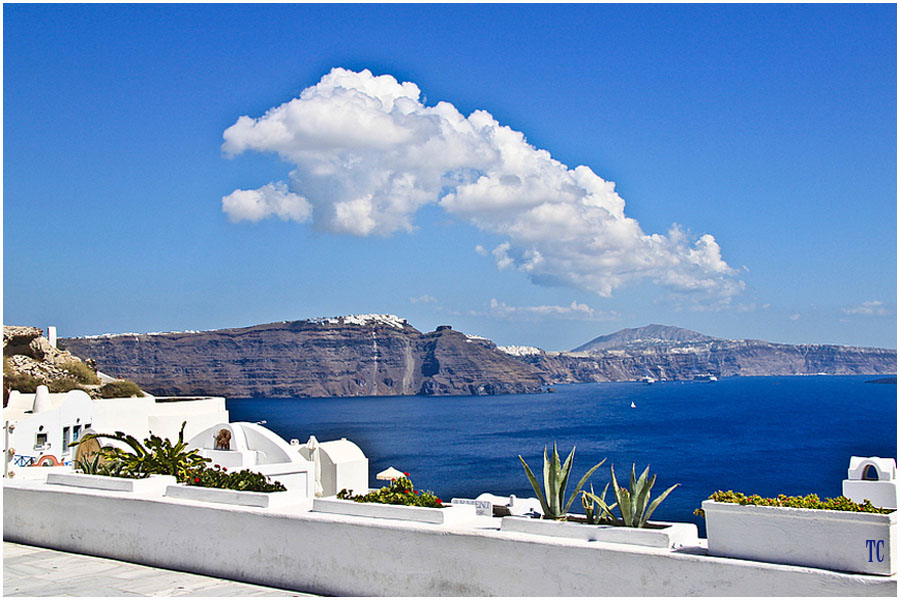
[81,421,209,481]
[338,475,443,507]
[98,380,144,398]
[48,378,87,393]
[61,360,100,385]
[185,464,286,493]
[3,357,41,395]
[694,490,895,517]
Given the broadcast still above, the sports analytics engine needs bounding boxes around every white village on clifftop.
[2,324,897,596]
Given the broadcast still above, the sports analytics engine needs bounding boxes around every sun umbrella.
[376,466,406,481]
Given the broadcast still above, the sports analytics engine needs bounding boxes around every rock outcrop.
[61,316,544,398]
[3,325,110,403]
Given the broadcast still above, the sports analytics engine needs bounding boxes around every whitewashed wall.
[4,480,895,597]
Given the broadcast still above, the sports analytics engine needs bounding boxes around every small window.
[72,425,82,442]
[35,433,48,449]
[62,427,71,453]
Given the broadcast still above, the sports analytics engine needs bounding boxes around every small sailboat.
[630,401,636,409]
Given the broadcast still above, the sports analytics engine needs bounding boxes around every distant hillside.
[61,316,542,398]
[572,324,716,352]
[510,325,896,384]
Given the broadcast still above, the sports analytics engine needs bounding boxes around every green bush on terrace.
[48,378,88,393]
[694,490,895,517]
[76,422,286,492]
[185,464,286,493]
[338,476,444,508]
[98,380,144,398]
[61,359,100,385]
[3,357,41,402]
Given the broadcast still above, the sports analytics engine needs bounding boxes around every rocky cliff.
[61,316,543,398]
[509,325,897,384]
[60,320,896,398]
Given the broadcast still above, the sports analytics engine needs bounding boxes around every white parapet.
[3,479,896,596]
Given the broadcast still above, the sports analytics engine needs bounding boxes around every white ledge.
[312,497,477,525]
[47,473,175,493]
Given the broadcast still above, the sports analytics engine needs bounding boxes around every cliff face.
[60,320,896,398]
[515,326,897,384]
[61,317,543,398]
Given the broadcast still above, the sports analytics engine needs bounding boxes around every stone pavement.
[3,542,315,596]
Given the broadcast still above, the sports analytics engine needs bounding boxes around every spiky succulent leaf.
[640,483,680,527]
[519,454,550,516]
[565,457,607,513]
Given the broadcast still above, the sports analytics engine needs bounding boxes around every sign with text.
[451,498,493,516]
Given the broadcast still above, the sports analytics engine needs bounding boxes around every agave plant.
[74,452,103,475]
[519,443,606,520]
[581,482,618,525]
[80,421,209,482]
[610,463,679,528]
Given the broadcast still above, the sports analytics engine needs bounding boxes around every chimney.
[48,326,57,349]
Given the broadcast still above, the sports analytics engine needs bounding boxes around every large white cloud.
[222,68,743,302]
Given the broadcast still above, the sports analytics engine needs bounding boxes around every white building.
[3,385,229,469]
[187,423,369,499]
[4,387,95,468]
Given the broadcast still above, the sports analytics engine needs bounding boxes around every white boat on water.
[630,401,636,409]
[693,374,718,382]
[639,376,656,385]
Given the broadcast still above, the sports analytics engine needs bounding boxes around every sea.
[226,375,897,532]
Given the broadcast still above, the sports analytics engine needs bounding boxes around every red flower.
[404,472,410,476]
[194,477,200,483]
[436,498,442,504]
[223,467,227,472]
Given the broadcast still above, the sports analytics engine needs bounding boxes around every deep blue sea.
[227,375,897,532]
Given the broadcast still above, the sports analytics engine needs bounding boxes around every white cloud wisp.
[222,68,743,303]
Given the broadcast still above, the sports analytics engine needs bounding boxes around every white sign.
[450,498,493,516]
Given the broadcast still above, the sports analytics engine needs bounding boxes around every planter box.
[702,500,898,576]
[500,516,699,549]
[164,484,298,508]
[46,473,175,494]
[313,497,477,525]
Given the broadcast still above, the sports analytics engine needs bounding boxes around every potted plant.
[46,426,195,493]
[501,446,697,549]
[167,464,291,508]
[313,475,477,525]
[699,491,896,576]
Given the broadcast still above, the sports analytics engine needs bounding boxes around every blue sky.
[3,3,897,350]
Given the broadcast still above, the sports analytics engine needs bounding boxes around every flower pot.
[702,500,897,576]
[499,516,699,549]
[46,472,175,494]
[312,497,477,525]
[164,484,298,508]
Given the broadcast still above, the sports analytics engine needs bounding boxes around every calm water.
[227,376,897,531]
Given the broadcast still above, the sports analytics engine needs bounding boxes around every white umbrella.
[306,435,323,497]
[376,466,406,481]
